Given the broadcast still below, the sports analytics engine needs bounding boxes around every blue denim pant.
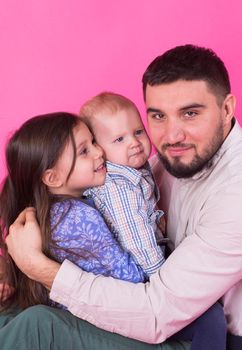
[171,302,226,350]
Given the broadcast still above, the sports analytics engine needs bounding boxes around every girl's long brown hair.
[0,112,80,310]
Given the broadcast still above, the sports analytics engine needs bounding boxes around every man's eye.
[184,111,197,118]
[135,129,144,136]
[114,137,124,143]
[150,113,164,120]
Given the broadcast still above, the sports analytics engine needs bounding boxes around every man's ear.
[42,169,63,189]
[222,94,236,125]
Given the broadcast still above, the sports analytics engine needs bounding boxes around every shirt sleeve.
[93,182,165,275]
[51,202,145,283]
[50,182,242,342]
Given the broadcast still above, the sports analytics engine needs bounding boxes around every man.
[3,44,242,349]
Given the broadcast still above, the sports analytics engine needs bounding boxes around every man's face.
[145,80,233,178]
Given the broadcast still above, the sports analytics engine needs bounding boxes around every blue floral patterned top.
[50,198,145,284]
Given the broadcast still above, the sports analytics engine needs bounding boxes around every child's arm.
[92,183,166,276]
[50,201,146,283]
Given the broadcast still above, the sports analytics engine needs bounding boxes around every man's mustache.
[161,143,195,151]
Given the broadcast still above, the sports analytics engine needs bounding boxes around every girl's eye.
[135,129,144,136]
[114,136,124,143]
[79,148,88,156]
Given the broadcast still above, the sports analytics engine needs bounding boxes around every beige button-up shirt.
[50,119,242,342]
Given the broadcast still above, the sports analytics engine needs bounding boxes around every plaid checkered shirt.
[84,161,165,276]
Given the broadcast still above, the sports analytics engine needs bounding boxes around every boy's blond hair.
[79,92,141,130]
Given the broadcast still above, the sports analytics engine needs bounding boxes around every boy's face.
[92,108,151,169]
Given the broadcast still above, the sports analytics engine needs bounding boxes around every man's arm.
[7,187,242,343]
[49,232,242,344]
[50,181,242,343]
[6,208,60,290]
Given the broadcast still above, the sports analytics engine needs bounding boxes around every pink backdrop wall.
[1,0,242,181]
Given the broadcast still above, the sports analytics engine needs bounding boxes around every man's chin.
[157,153,210,179]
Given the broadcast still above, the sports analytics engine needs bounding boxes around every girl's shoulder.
[51,198,101,224]
[52,198,95,213]
[51,198,110,241]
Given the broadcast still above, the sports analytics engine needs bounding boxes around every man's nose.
[165,120,186,144]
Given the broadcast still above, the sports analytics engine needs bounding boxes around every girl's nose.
[93,143,104,158]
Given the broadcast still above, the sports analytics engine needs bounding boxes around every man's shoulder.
[148,154,176,211]
[149,154,163,180]
[148,153,161,169]
[149,154,174,187]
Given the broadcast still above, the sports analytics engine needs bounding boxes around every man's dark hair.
[142,44,231,103]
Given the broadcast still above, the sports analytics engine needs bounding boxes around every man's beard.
[157,123,224,179]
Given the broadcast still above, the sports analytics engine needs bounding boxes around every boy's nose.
[130,136,140,148]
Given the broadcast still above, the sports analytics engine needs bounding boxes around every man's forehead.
[145,80,216,107]
[145,79,209,93]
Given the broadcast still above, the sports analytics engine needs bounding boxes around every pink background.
[1,0,242,182]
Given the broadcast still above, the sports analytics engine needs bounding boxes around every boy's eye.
[135,129,144,136]
[114,136,124,143]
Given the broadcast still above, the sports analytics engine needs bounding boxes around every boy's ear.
[42,169,63,188]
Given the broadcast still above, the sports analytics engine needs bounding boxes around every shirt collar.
[106,161,151,186]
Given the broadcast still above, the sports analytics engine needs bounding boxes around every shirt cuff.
[50,259,83,306]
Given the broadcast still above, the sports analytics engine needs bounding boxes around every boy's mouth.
[130,149,143,158]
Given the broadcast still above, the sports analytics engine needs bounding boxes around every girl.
[0,112,145,310]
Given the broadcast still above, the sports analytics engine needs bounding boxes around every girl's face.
[51,122,106,197]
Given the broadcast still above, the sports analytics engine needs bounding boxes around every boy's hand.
[157,215,166,236]
[156,216,170,246]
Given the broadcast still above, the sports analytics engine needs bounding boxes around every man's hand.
[6,208,43,279]
[6,207,60,289]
